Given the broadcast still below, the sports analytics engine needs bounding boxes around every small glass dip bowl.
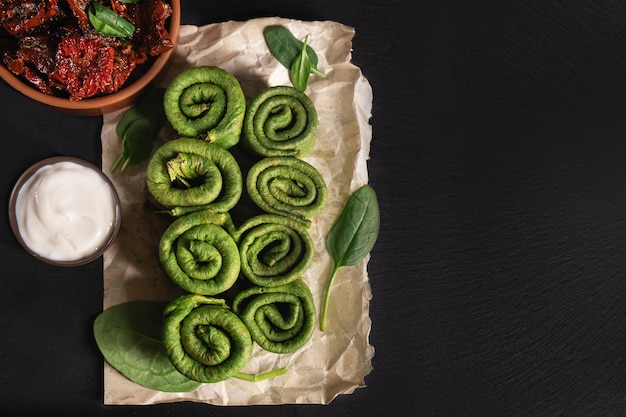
[8,156,122,267]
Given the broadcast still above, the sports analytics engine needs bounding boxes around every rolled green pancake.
[232,279,316,354]
[232,214,314,287]
[162,295,253,383]
[146,138,242,216]
[242,86,318,157]
[159,210,240,295]
[246,156,327,222]
[163,66,246,148]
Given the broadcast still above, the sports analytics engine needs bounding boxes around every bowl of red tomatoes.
[0,0,180,115]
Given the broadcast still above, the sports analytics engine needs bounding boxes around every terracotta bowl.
[0,0,180,116]
[8,156,122,267]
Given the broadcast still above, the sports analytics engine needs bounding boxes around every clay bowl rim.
[0,0,181,116]
[8,156,123,267]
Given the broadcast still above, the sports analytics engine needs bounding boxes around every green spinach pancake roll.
[164,66,246,148]
[162,295,253,383]
[147,138,243,216]
[242,85,318,157]
[246,156,327,223]
[232,280,316,354]
[159,210,240,295]
[232,214,314,287]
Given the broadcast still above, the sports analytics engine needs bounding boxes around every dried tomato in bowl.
[0,0,63,36]
[50,35,136,100]
[0,0,174,101]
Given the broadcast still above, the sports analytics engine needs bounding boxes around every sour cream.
[14,160,119,262]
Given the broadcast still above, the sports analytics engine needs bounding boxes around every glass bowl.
[8,156,122,267]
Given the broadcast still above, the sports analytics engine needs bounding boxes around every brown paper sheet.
[101,17,374,405]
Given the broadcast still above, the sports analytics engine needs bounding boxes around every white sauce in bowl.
[14,161,118,262]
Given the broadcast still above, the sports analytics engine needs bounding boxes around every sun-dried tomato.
[3,49,54,94]
[49,35,136,100]
[16,35,55,74]
[0,0,60,36]
[2,34,57,94]
[63,0,90,31]
[131,0,173,57]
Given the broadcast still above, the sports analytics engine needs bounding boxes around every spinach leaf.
[111,87,166,173]
[93,301,202,393]
[264,25,326,89]
[320,185,380,331]
[290,35,312,92]
[264,25,319,69]
[88,2,135,38]
[119,118,155,169]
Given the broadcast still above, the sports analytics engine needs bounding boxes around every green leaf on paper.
[93,301,202,393]
[111,87,166,173]
[320,185,380,331]
[264,25,327,90]
[290,35,313,91]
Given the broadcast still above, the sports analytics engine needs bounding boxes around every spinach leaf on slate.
[320,185,380,331]
[93,301,202,393]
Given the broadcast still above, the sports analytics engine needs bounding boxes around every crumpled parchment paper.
[100,17,374,406]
